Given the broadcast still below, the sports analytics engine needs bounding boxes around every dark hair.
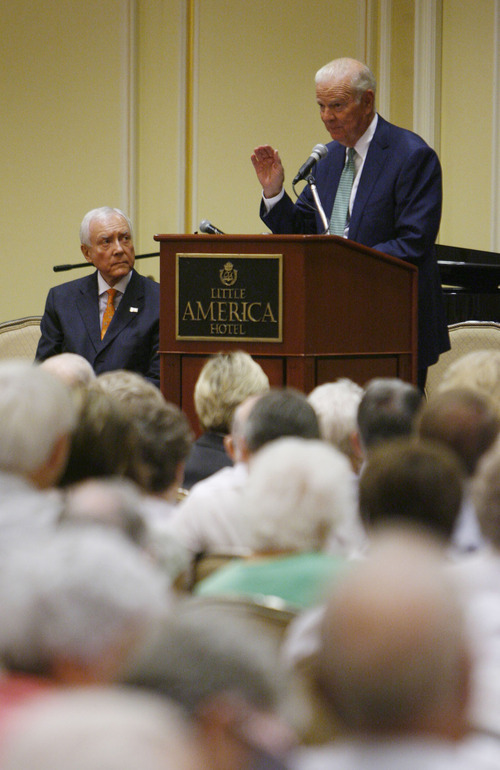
[358,438,465,540]
[357,378,422,451]
[243,387,320,454]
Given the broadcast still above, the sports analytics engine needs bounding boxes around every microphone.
[292,144,328,185]
[199,219,225,234]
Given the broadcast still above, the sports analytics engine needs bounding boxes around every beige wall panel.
[390,0,414,129]
[440,0,495,249]
[195,0,364,234]
[1,0,129,321]
[136,0,182,278]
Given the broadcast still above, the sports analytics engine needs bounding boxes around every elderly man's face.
[316,76,374,148]
[81,212,135,287]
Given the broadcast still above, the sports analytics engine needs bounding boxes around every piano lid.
[436,244,500,293]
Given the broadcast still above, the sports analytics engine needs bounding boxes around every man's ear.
[80,243,93,263]
[223,434,236,461]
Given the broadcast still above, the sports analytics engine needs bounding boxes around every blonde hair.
[194,351,269,433]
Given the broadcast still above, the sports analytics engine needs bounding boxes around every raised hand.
[251,145,285,198]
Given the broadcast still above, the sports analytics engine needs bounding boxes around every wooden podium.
[155,233,418,431]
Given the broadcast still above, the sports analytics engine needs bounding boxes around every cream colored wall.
[2,0,500,323]
[1,0,130,321]
[194,0,364,234]
[135,0,182,277]
[439,0,496,250]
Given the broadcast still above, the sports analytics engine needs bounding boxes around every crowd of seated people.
[1,350,500,768]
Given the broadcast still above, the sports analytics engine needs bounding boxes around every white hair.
[308,379,363,457]
[243,437,355,552]
[0,360,76,474]
[315,57,377,100]
[40,353,96,389]
[0,528,170,674]
[79,206,133,246]
[2,687,199,770]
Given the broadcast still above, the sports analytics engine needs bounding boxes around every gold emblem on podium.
[219,261,238,287]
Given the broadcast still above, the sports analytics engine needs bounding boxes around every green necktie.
[329,148,356,236]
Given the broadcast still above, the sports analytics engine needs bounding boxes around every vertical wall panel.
[0,0,129,319]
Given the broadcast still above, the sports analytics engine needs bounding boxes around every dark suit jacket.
[262,116,450,369]
[35,269,160,386]
[182,431,233,490]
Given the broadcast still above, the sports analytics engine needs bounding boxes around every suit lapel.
[98,270,145,351]
[348,117,389,241]
[75,273,101,353]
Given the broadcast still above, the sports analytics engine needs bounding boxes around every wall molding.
[121,0,137,222]
[413,0,442,151]
[491,0,500,250]
[377,0,392,120]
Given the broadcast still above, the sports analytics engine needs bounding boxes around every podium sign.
[156,233,418,431]
[176,252,282,342]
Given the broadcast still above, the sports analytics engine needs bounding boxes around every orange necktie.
[101,288,117,339]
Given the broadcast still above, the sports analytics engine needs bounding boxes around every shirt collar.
[97,270,133,296]
[352,113,378,162]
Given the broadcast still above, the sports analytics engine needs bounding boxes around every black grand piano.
[436,244,500,324]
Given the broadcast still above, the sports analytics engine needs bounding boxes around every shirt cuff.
[262,188,285,212]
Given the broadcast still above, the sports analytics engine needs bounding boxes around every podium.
[155,234,418,431]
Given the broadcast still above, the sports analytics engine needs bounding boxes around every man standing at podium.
[251,57,449,390]
[36,207,160,386]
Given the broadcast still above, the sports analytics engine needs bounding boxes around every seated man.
[36,207,160,386]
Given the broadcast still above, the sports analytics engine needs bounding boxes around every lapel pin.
[129,307,139,313]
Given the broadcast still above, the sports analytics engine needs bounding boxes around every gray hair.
[357,377,423,451]
[438,350,500,417]
[0,360,76,475]
[243,387,320,454]
[194,351,269,433]
[40,353,96,389]
[2,687,199,770]
[0,528,169,675]
[125,606,282,716]
[243,437,355,552]
[471,436,500,549]
[308,379,363,458]
[79,207,133,246]
[315,57,377,101]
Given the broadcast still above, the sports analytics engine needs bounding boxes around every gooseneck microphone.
[292,144,328,185]
[199,219,225,234]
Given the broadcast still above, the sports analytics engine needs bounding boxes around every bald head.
[316,530,470,739]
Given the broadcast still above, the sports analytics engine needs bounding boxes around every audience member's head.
[471,438,500,550]
[94,371,193,498]
[359,438,465,541]
[438,350,500,415]
[241,437,356,554]
[315,529,471,740]
[308,379,364,472]
[39,353,96,390]
[59,476,148,546]
[125,605,294,770]
[243,387,320,455]
[357,377,422,453]
[0,528,169,684]
[417,387,500,476]
[194,351,269,434]
[0,360,76,488]
[2,687,201,770]
[58,387,135,487]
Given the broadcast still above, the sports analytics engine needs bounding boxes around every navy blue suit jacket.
[262,116,450,369]
[35,269,160,386]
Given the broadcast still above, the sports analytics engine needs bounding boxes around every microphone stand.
[306,174,329,234]
[53,251,160,272]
